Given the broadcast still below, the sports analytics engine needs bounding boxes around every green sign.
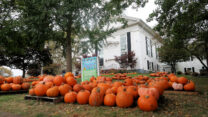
[81,57,99,82]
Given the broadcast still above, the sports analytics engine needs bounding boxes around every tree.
[115,51,137,70]
[158,39,190,73]
[148,0,208,71]
[21,0,147,72]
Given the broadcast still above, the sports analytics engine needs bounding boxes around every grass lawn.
[0,74,208,117]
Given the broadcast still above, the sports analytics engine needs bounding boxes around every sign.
[81,57,99,82]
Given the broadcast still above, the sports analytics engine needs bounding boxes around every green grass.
[0,74,208,117]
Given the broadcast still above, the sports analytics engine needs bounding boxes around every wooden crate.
[164,90,199,95]
[0,90,28,95]
[24,95,64,103]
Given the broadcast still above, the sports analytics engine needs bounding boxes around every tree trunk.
[170,63,176,73]
[22,66,26,78]
[66,32,72,72]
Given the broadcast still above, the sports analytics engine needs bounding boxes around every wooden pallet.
[0,90,28,95]
[164,90,199,95]
[24,95,64,103]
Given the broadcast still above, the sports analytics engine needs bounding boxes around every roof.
[116,15,163,43]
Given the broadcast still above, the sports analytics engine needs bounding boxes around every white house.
[99,16,170,73]
[176,57,206,73]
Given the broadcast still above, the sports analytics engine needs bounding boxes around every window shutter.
[150,40,153,57]
[127,32,131,54]
[147,60,149,70]
[145,37,148,55]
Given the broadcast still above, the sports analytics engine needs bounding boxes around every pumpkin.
[73,84,84,92]
[77,90,90,104]
[53,75,64,86]
[5,77,13,83]
[64,91,77,103]
[113,81,123,87]
[66,76,77,86]
[59,84,72,96]
[97,83,111,93]
[13,76,23,84]
[0,76,4,84]
[105,88,115,95]
[127,86,138,98]
[172,82,183,90]
[177,77,188,84]
[92,87,105,96]
[45,82,54,89]
[104,93,116,106]
[46,86,59,97]
[138,95,158,111]
[1,83,11,91]
[64,72,74,79]
[82,84,93,92]
[89,87,104,106]
[170,76,178,82]
[21,83,30,90]
[43,75,54,83]
[116,88,134,108]
[117,86,126,94]
[11,84,21,91]
[184,80,195,91]
[124,79,133,86]
[90,76,96,82]
[34,83,48,96]
[138,87,159,100]
[29,88,35,96]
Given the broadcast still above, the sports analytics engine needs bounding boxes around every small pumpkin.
[45,82,54,89]
[11,84,21,91]
[46,86,59,97]
[21,83,30,90]
[66,76,77,86]
[127,86,138,99]
[5,77,13,83]
[82,84,93,92]
[77,90,90,104]
[177,77,188,84]
[73,84,84,92]
[34,83,48,96]
[64,91,77,103]
[138,95,158,111]
[29,88,35,96]
[0,76,4,84]
[104,93,116,106]
[138,87,159,100]
[184,80,195,91]
[13,76,23,84]
[53,75,64,86]
[1,83,11,91]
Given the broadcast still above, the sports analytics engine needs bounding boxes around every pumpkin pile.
[23,76,39,82]
[0,76,30,91]
[28,72,169,111]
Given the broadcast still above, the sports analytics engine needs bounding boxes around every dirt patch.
[0,110,22,117]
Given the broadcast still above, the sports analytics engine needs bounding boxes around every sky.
[9,1,157,77]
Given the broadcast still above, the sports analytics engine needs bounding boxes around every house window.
[192,67,195,72]
[147,60,150,70]
[120,34,127,55]
[157,64,159,71]
[155,45,159,59]
[184,68,187,73]
[150,40,153,57]
[145,37,148,55]
[145,36,152,57]
[152,62,154,71]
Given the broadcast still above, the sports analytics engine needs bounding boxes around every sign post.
[81,57,99,82]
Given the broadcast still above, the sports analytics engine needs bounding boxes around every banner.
[81,57,99,82]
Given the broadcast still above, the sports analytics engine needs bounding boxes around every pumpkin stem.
[123,88,127,92]
[145,95,149,98]
[96,87,100,93]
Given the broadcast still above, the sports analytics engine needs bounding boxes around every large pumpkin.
[43,75,54,83]
[104,93,116,106]
[45,82,54,89]
[5,77,13,83]
[0,76,4,84]
[11,84,21,91]
[66,76,77,86]
[82,84,93,92]
[91,87,105,96]
[116,88,134,108]
[184,80,195,91]
[46,86,59,97]
[1,83,11,91]
[89,87,104,106]
[138,87,159,100]
[73,84,84,92]
[177,77,188,84]
[138,95,158,111]
[64,72,74,79]
[34,83,48,96]
[13,76,23,84]
[59,84,72,96]
[64,91,77,103]
[77,90,90,104]
[170,76,178,82]
[53,75,64,86]
[127,86,138,99]
[21,83,30,90]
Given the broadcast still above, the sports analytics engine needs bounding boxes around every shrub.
[177,71,182,75]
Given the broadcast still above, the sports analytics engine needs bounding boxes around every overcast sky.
[10,1,157,76]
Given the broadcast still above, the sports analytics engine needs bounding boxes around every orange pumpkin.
[34,83,48,96]
[104,93,116,106]
[138,95,158,111]
[5,77,13,83]
[73,84,84,92]
[177,77,188,84]
[91,87,105,96]
[64,72,74,79]
[113,81,123,87]
[53,75,64,86]
[29,88,35,96]
[11,84,21,91]
[116,88,134,108]
[0,76,4,84]
[170,76,178,82]
[1,83,11,91]
[21,83,30,90]
[64,91,77,103]
[77,90,90,104]
[184,80,195,91]
[43,75,54,83]
[45,82,54,89]
[13,76,23,84]
[66,76,77,86]
[82,84,93,92]
[89,87,104,106]
[59,84,72,96]
[127,86,138,98]
[105,88,115,95]
[46,86,59,97]
[138,87,159,100]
